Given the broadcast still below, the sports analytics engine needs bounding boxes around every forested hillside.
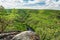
[0,7,60,40]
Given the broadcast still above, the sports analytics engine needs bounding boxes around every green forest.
[0,6,60,40]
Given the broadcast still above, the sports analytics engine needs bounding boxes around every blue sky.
[0,0,60,10]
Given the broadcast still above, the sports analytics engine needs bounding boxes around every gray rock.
[11,31,40,40]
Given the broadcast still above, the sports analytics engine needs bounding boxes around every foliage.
[0,7,60,40]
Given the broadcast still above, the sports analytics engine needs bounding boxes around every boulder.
[11,31,40,40]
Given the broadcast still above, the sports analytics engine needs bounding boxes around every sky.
[0,0,60,10]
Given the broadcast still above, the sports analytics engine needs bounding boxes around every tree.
[0,6,5,15]
[0,6,7,33]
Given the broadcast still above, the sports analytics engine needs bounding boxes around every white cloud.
[0,0,60,10]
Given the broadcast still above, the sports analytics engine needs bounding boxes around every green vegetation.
[0,6,60,40]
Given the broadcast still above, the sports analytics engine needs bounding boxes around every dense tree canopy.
[0,7,60,40]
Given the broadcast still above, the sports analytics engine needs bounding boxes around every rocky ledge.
[11,31,40,40]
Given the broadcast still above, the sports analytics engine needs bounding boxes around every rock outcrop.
[11,31,40,40]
